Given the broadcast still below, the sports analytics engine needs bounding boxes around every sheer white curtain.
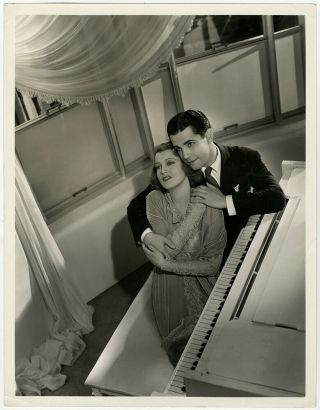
[15,156,94,395]
[15,15,194,104]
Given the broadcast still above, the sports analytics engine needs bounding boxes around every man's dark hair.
[167,110,211,137]
[150,142,203,192]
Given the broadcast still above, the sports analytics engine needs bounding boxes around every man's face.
[170,126,213,170]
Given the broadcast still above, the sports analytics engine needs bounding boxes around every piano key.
[189,341,204,349]
[167,385,185,394]
[215,284,231,291]
[202,312,219,323]
[189,342,205,349]
[181,353,196,359]
[173,376,184,383]
[195,318,213,332]
[218,270,235,276]
[178,363,193,370]
[189,337,205,344]
[228,255,244,266]
[195,325,212,332]
[202,311,216,317]
[171,380,185,389]
[188,343,203,350]
[196,324,211,331]
[213,288,228,294]
[180,359,196,366]
[176,364,193,370]
[203,306,220,312]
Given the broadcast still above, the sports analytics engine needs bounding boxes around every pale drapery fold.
[15,15,194,104]
[15,155,94,395]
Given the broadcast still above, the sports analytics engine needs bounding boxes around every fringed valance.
[15,15,194,104]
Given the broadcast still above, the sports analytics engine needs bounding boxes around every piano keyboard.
[164,213,264,396]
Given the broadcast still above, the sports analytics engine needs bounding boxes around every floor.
[217,113,306,182]
[41,114,305,396]
[41,262,152,396]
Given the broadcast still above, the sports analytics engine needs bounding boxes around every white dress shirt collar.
[201,145,221,185]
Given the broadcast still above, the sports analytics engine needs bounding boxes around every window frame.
[15,93,154,222]
[170,15,305,138]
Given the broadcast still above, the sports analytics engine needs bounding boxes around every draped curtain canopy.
[15,15,193,104]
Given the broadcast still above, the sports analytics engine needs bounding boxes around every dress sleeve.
[146,190,206,257]
[159,209,227,277]
[146,190,171,236]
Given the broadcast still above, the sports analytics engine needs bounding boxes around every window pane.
[275,32,305,113]
[141,68,177,146]
[16,103,117,211]
[174,15,263,58]
[273,16,299,32]
[177,42,272,131]
[15,89,70,126]
[108,93,147,166]
[15,90,29,125]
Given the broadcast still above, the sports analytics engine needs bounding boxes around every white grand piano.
[85,160,306,397]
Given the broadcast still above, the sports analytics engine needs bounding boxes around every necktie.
[205,166,219,188]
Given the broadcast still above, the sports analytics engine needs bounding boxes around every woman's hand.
[143,232,175,258]
[142,243,166,268]
[191,183,227,209]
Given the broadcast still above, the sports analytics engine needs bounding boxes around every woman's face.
[154,149,187,191]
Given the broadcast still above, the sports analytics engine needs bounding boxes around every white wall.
[49,169,151,303]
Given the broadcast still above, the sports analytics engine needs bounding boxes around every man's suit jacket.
[127,144,286,263]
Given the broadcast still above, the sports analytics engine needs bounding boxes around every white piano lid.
[252,196,305,331]
[85,274,174,395]
[282,166,305,197]
[205,320,305,395]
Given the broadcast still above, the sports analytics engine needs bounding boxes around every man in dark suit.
[127,110,286,265]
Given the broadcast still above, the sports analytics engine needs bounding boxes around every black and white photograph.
[4,2,317,407]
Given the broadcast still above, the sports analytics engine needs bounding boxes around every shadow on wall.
[111,217,152,297]
[110,168,154,296]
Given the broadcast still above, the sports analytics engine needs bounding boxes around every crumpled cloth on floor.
[16,328,86,396]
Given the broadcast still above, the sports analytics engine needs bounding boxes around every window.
[15,93,152,218]
[15,88,67,126]
[174,15,263,59]
[141,67,178,146]
[107,91,150,171]
[177,42,272,133]
[273,16,299,32]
